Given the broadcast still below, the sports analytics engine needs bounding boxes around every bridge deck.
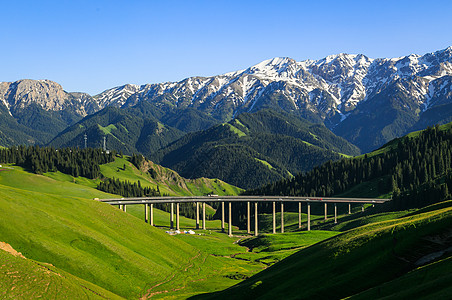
[96,196,391,205]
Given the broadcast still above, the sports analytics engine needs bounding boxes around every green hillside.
[98,155,242,197]
[0,165,258,299]
[0,245,121,299]
[201,201,452,299]
[0,168,196,298]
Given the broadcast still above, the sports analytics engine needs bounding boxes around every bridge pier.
[272,201,276,234]
[202,202,206,230]
[247,202,251,234]
[176,203,180,231]
[170,203,174,229]
[281,202,284,233]
[254,202,258,236]
[298,202,302,229]
[221,202,225,233]
[334,203,337,224]
[196,202,200,229]
[228,202,232,236]
[324,203,328,220]
[99,197,390,235]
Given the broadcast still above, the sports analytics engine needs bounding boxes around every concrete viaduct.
[95,196,391,236]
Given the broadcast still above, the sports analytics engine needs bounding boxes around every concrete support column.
[362,204,365,212]
[170,203,174,229]
[307,202,311,231]
[281,202,284,233]
[124,205,127,213]
[298,202,302,229]
[196,202,200,229]
[247,202,251,234]
[202,202,206,230]
[145,204,149,223]
[119,204,123,211]
[348,203,351,214]
[176,202,180,231]
[272,201,276,234]
[228,202,232,237]
[254,202,258,236]
[334,203,337,224]
[324,203,328,220]
[221,202,225,233]
[150,204,154,226]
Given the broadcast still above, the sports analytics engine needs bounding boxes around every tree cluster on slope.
[97,178,160,197]
[0,146,115,178]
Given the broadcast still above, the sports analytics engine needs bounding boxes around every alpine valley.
[1,46,452,187]
[2,46,452,300]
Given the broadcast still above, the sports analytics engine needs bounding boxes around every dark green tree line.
[0,145,115,179]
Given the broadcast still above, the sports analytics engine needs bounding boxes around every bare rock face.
[0,79,98,117]
[8,79,68,110]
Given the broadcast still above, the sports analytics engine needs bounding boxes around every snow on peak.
[90,46,452,122]
[249,57,294,72]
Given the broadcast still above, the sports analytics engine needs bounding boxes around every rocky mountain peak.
[0,79,68,111]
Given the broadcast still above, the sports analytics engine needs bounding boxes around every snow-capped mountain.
[1,46,452,151]
[93,46,452,124]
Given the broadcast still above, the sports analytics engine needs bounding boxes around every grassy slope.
[349,256,452,299]
[0,165,263,299]
[99,156,242,196]
[235,231,340,265]
[0,170,198,298]
[199,201,452,299]
[0,248,122,299]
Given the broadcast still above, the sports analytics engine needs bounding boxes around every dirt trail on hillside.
[140,251,202,299]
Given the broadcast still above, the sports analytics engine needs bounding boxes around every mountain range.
[1,46,452,152]
[1,46,452,188]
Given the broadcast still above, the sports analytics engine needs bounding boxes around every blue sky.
[1,0,451,95]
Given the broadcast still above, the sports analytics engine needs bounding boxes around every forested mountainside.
[47,101,219,155]
[249,123,452,210]
[150,109,359,189]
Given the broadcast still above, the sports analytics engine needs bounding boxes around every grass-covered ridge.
[99,155,242,197]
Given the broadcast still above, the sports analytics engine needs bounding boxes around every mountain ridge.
[2,46,452,152]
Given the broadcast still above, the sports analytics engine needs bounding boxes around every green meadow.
[1,158,451,299]
[0,163,346,299]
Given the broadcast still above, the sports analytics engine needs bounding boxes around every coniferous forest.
[96,178,161,197]
[248,125,452,210]
[0,146,115,178]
